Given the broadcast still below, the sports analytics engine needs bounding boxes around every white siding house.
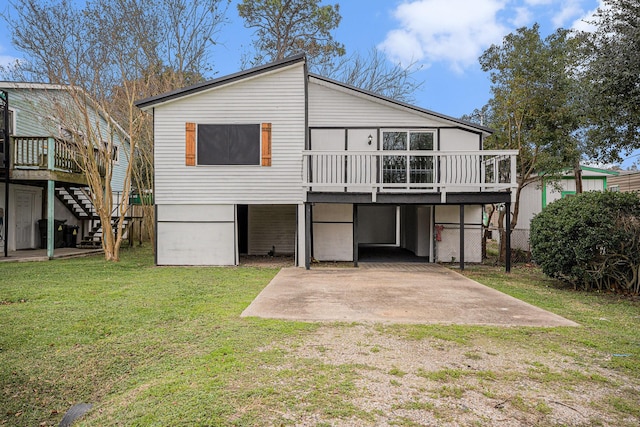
[137,55,518,268]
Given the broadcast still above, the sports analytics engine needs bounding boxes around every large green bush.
[530,191,640,294]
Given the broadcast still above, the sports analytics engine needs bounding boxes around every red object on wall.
[435,225,444,241]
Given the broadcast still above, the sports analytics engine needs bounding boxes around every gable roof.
[307,73,493,134]
[578,165,619,176]
[1,81,130,145]
[134,54,307,110]
[535,165,620,179]
[134,54,492,135]
[0,81,68,91]
[610,169,640,176]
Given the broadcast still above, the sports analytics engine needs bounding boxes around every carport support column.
[47,181,55,259]
[353,204,358,267]
[47,137,55,259]
[305,202,311,270]
[505,201,511,273]
[459,204,465,271]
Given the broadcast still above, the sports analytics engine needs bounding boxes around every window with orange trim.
[185,122,272,166]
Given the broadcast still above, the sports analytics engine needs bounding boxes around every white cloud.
[378,0,602,73]
[0,55,19,67]
[551,0,583,27]
[571,0,606,32]
[380,29,425,65]
[378,0,508,73]
[0,43,20,69]
[511,7,533,27]
[523,0,553,5]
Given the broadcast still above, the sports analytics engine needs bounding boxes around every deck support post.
[505,201,511,273]
[305,202,311,270]
[2,176,7,257]
[47,180,55,259]
[47,138,56,259]
[459,204,465,271]
[2,90,9,257]
[353,204,358,267]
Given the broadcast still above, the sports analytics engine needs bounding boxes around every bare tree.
[4,0,229,260]
[160,0,230,83]
[318,48,423,103]
[6,0,124,260]
[95,0,229,248]
[237,1,421,102]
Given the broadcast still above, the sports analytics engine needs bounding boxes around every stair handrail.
[110,191,133,219]
[77,187,96,215]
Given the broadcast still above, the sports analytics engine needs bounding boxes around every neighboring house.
[136,55,517,267]
[607,170,640,193]
[0,82,130,256]
[510,166,619,248]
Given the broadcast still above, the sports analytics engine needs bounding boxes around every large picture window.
[197,124,260,165]
[382,130,435,187]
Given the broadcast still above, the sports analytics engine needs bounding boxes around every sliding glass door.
[382,130,435,189]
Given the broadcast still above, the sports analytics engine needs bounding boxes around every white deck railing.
[303,150,518,201]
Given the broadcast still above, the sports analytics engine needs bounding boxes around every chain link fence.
[483,228,532,264]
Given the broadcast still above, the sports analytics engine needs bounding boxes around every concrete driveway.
[241,264,578,327]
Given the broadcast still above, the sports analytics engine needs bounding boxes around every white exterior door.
[309,129,345,192]
[15,191,34,249]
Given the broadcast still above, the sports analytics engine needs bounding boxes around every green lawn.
[1,248,638,426]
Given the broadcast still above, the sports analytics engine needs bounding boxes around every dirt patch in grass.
[239,255,295,268]
[264,324,640,426]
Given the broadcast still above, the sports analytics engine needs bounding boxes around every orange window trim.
[261,123,272,166]
[185,122,196,166]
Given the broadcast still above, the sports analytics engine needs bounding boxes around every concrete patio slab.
[0,248,104,262]
[241,264,579,327]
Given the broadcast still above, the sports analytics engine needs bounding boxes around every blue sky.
[216,0,602,117]
[0,0,602,117]
[5,0,636,166]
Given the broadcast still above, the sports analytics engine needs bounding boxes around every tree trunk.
[100,211,118,261]
[574,160,583,194]
[511,185,522,231]
[499,182,525,262]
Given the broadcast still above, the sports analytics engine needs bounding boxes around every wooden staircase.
[55,186,132,248]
